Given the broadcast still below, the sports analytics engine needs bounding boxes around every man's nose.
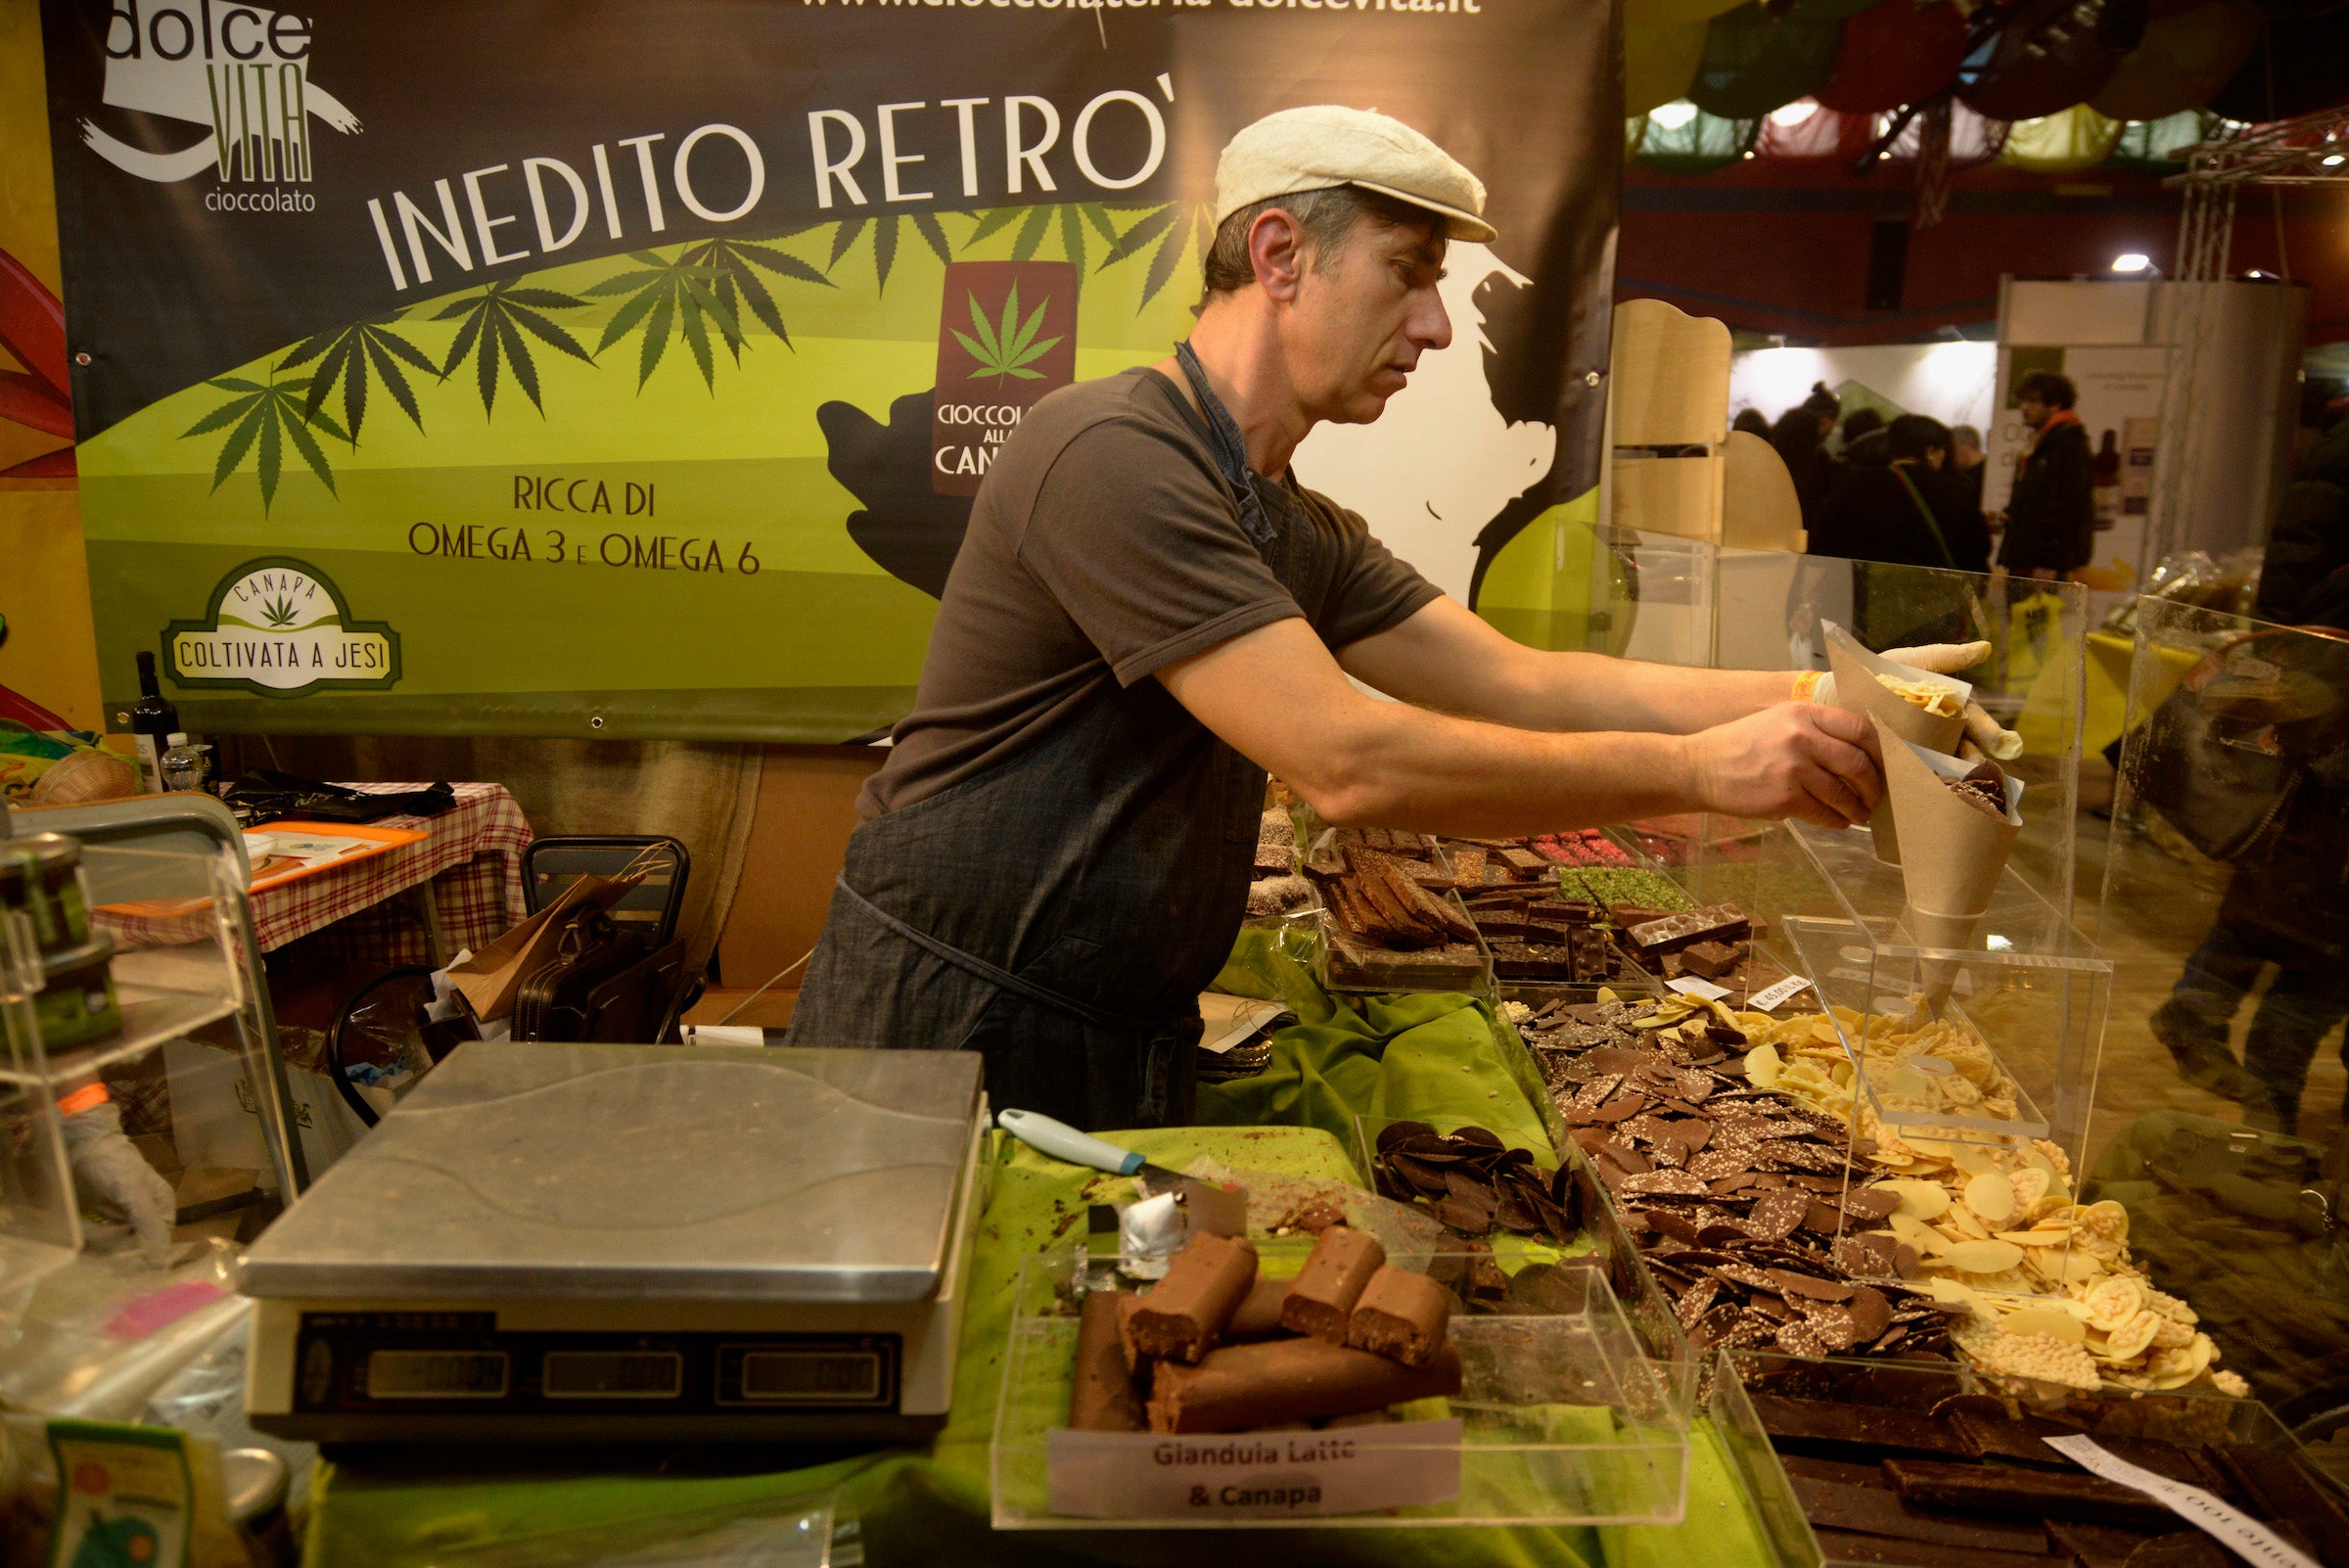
[1412,292,1453,352]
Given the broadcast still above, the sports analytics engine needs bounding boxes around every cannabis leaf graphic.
[178,358,348,513]
[278,311,438,443]
[816,213,953,296]
[962,203,1119,282]
[1097,202,1219,311]
[677,235,832,356]
[952,283,1061,386]
[260,594,299,628]
[586,250,744,391]
[434,279,595,418]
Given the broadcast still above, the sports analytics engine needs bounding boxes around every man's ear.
[1249,208,1309,302]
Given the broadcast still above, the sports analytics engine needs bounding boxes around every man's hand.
[1684,703,1882,829]
[1874,638,2024,761]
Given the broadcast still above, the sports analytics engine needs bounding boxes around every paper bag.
[1874,716,2023,1006]
[447,871,639,1022]
[1823,622,1968,866]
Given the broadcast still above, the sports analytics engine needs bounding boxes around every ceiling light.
[2111,253,2152,273]
[1769,101,1819,128]
[2324,153,2346,166]
[1649,100,1698,130]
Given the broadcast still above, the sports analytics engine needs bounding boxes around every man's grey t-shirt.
[861,366,1442,817]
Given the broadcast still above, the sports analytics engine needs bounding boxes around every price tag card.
[2042,1437,2319,1568]
[1746,975,1814,1012]
[1667,977,1731,1002]
[1046,1419,1463,1520]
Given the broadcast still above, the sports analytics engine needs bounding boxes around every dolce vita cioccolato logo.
[84,1,359,197]
[163,558,400,697]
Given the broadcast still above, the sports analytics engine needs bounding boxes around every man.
[1995,371,2095,579]
[1949,422,1986,509]
[787,107,1993,1130]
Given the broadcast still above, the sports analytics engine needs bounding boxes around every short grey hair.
[1950,424,1983,448]
[1200,183,1444,299]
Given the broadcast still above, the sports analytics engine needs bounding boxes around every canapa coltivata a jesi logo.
[163,558,400,697]
[83,1,358,196]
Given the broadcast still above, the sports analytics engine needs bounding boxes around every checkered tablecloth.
[96,782,533,962]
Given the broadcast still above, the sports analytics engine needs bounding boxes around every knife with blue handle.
[994,1108,1187,1187]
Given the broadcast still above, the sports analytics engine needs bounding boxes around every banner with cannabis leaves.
[42,0,1619,740]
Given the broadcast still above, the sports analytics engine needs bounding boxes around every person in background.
[1950,422,1987,519]
[1810,414,1988,573]
[2258,380,2349,626]
[1731,407,1772,438]
[1773,382,1840,536]
[1835,407,1889,484]
[2148,381,2349,1129]
[1995,371,2095,579]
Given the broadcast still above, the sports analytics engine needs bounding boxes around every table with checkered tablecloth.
[95,782,533,965]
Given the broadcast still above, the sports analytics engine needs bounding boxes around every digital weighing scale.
[242,1041,988,1443]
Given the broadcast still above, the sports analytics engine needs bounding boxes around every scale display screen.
[296,1314,899,1417]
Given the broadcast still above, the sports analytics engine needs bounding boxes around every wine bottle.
[130,653,179,794]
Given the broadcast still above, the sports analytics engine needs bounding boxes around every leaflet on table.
[244,832,380,869]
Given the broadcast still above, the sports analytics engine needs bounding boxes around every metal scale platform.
[243,1042,988,1444]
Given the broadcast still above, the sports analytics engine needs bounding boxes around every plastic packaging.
[61,1099,177,1265]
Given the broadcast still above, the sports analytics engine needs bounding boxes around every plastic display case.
[0,816,305,1307]
[1716,1343,2344,1560]
[990,1243,1694,1530]
[2086,598,2349,1432]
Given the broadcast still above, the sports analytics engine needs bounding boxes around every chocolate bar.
[1625,903,1753,957]
[1787,1474,2056,1553]
[1808,1527,2054,1568]
[1492,942,1575,980]
[1226,1275,1295,1342]
[1750,1395,1970,1457]
[1948,761,2008,818]
[1882,1460,2177,1528]
[1145,1336,1462,1434]
[1128,1232,1258,1363]
[1348,1266,1452,1367]
[1071,1290,1149,1431]
[1279,1226,1386,1343]
[1679,940,1747,980]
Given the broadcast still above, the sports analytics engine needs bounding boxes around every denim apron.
[787,346,1305,1130]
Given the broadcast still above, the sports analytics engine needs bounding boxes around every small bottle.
[129,653,180,794]
[160,732,212,795]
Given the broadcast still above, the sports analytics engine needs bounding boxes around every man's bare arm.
[1159,617,1880,837]
[1337,595,1793,733]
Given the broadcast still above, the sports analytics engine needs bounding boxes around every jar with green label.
[34,937,121,1051]
[0,833,92,956]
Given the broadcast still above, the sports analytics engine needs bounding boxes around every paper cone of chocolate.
[1873,715,2023,1005]
[1822,622,1968,866]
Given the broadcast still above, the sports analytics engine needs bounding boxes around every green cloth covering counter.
[302,931,1792,1568]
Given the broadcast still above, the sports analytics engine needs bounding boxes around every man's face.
[1283,216,1453,426]
[2018,393,2050,430]
[1953,438,1982,470]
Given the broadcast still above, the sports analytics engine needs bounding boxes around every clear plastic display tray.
[0,829,300,1307]
[1316,887,1494,998]
[990,1243,1693,1530]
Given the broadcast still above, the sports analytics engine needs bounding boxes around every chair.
[518,836,700,1042]
[522,836,690,945]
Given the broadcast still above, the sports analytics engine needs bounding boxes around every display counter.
[305,929,1811,1568]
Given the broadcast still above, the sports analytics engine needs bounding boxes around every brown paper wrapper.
[1874,715,2023,1007]
[1823,623,1967,866]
